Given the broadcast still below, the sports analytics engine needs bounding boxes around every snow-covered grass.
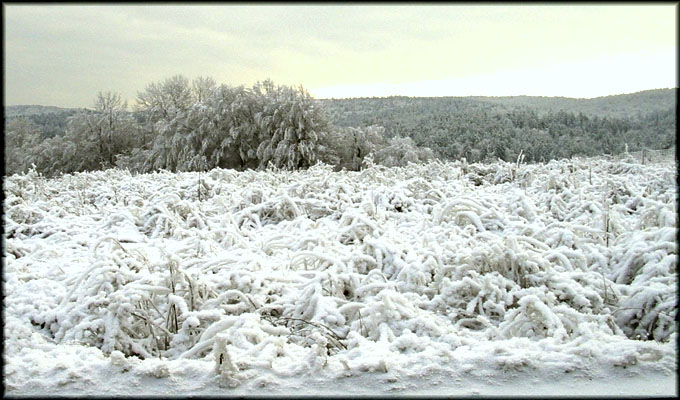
[3,153,677,395]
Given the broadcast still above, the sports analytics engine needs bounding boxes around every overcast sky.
[4,4,677,108]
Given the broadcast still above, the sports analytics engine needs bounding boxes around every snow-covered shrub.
[609,229,677,341]
[41,238,164,358]
[372,136,435,168]
[4,151,676,384]
[498,291,579,341]
[615,278,677,341]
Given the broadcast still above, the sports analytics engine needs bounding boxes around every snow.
[3,154,677,396]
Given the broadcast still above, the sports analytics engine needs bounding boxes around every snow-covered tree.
[134,75,199,172]
[145,78,335,172]
[207,84,261,169]
[24,92,142,176]
[330,125,387,171]
[144,107,192,172]
[135,75,194,123]
[143,84,255,172]
[92,92,139,166]
[4,118,42,175]
[192,76,218,104]
[253,80,332,170]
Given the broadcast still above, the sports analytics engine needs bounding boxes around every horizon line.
[312,87,678,101]
[4,87,676,109]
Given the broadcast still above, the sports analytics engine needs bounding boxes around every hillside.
[4,104,83,117]
[4,105,86,140]
[468,88,677,118]
[318,88,676,162]
[318,96,503,128]
[320,88,676,127]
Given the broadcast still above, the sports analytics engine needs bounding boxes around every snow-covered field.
[3,153,677,396]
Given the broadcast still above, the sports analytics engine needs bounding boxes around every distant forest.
[4,80,676,177]
[319,88,676,162]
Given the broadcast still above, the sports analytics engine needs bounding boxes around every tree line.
[321,94,675,163]
[4,76,434,177]
[5,80,675,177]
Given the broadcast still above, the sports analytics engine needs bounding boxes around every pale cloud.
[3,4,676,107]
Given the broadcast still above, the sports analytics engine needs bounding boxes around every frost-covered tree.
[25,92,141,176]
[135,75,195,123]
[143,79,333,172]
[192,76,218,104]
[144,78,336,172]
[92,92,139,166]
[134,75,196,155]
[143,106,192,172]
[4,118,42,175]
[136,75,259,172]
[28,135,79,175]
[323,125,386,171]
[253,80,332,170]
[62,110,112,172]
[144,84,255,172]
[207,84,261,169]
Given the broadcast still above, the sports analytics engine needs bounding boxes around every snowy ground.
[3,153,677,396]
